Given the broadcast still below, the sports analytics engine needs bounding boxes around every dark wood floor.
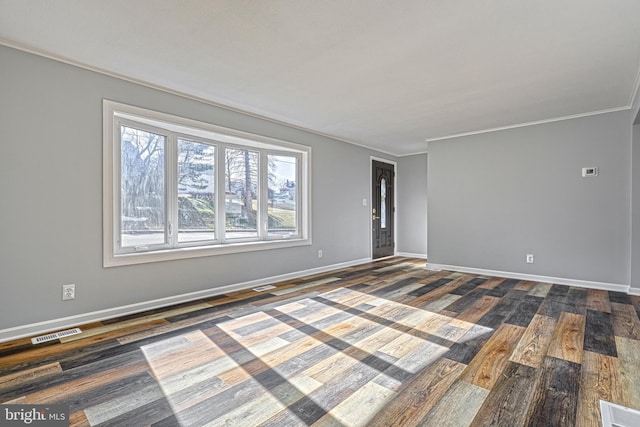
[1,257,639,426]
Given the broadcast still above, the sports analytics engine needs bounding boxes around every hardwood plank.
[460,323,526,390]
[470,361,537,427]
[586,289,612,313]
[419,380,488,427]
[116,310,228,345]
[0,334,123,374]
[261,352,395,426]
[421,293,462,313]
[514,280,536,291]
[449,277,487,296]
[611,302,640,340]
[615,336,640,408]
[377,331,429,360]
[206,373,321,427]
[89,393,175,426]
[0,258,627,427]
[527,282,553,298]
[443,288,489,313]
[546,312,585,364]
[408,276,476,308]
[477,277,507,290]
[368,358,465,427]
[23,354,150,404]
[524,356,581,427]
[547,284,570,301]
[576,351,623,427]
[0,362,62,391]
[486,278,519,298]
[68,410,90,427]
[608,291,633,305]
[319,380,396,426]
[565,287,588,315]
[583,309,617,357]
[510,314,557,368]
[407,278,454,298]
[271,277,342,296]
[445,324,495,365]
[59,304,209,343]
[505,295,543,327]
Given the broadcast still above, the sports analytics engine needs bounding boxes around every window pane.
[178,139,215,243]
[268,155,297,236]
[380,177,387,229]
[120,126,166,248]
[225,148,258,239]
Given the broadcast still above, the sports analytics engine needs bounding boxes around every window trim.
[103,100,311,267]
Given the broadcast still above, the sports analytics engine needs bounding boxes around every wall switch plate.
[62,284,75,300]
[526,254,534,264]
[318,249,323,258]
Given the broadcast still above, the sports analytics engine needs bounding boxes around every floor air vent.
[601,401,640,427]
[31,328,82,344]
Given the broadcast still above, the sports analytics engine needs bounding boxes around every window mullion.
[167,133,178,247]
[113,118,123,254]
[259,151,268,239]
[217,144,226,244]
[297,152,304,238]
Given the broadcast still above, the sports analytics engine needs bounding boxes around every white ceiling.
[2,1,640,155]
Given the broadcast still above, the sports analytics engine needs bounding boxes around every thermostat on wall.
[582,167,598,177]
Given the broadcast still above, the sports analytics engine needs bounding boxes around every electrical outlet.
[318,249,323,258]
[62,284,75,300]
[526,254,534,264]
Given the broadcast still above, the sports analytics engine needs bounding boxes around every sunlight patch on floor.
[138,286,494,426]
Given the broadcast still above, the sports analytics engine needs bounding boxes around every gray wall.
[0,45,395,330]
[632,122,640,291]
[427,111,632,285]
[397,153,428,257]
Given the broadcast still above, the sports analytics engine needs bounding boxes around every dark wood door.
[372,160,395,259]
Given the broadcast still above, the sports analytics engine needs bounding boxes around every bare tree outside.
[225,148,258,238]
[120,130,297,246]
[120,126,165,247]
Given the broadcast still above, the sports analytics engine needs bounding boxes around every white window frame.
[103,100,311,267]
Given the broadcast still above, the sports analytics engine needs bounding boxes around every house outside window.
[103,100,311,267]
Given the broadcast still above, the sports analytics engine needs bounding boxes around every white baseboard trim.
[425,263,630,293]
[396,252,428,259]
[628,287,640,296]
[0,257,371,343]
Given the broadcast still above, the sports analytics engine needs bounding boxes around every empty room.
[2,1,640,426]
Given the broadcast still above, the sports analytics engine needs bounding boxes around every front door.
[372,160,395,259]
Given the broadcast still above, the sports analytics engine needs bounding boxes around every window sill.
[104,238,311,267]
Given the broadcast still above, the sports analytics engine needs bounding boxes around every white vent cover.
[600,401,640,427]
[31,328,82,344]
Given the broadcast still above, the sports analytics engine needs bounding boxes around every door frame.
[370,156,398,260]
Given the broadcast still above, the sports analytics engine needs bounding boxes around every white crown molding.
[425,106,631,143]
[425,263,630,294]
[0,257,371,343]
[0,38,400,158]
[6,38,636,158]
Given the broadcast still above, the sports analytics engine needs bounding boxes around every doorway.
[372,159,395,259]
